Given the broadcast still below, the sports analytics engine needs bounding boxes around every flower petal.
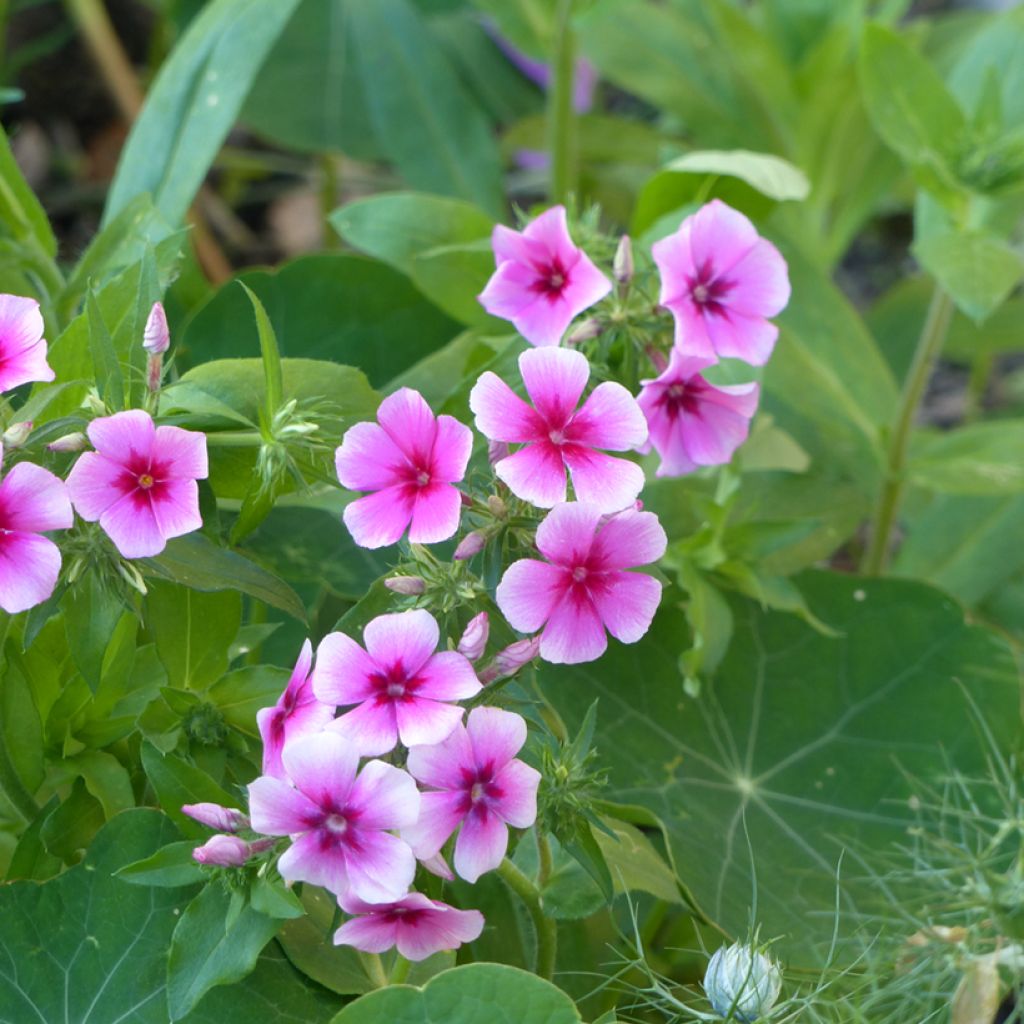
[376,388,437,467]
[469,371,544,443]
[335,421,407,492]
[478,259,541,319]
[569,381,648,451]
[492,760,541,829]
[99,490,166,558]
[590,571,663,645]
[348,759,421,830]
[495,443,568,508]
[454,807,508,883]
[0,462,73,532]
[329,700,400,758]
[396,903,485,961]
[248,775,320,835]
[519,347,589,426]
[401,789,467,860]
[153,425,208,480]
[0,531,61,613]
[408,482,463,544]
[344,830,417,904]
[150,478,202,543]
[534,501,602,566]
[278,830,350,895]
[512,293,575,348]
[281,731,359,810]
[538,588,608,664]
[65,452,131,521]
[681,397,756,466]
[364,609,439,674]
[704,310,778,366]
[313,631,378,705]
[333,914,398,954]
[0,295,53,390]
[414,651,481,702]
[406,723,473,790]
[430,414,473,485]
[342,485,415,549]
[562,447,645,513]
[689,199,758,279]
[521,205,578,268]
[466,707,527,773]
[495,558,567,633]
[651,220,695,306]
[395,698,464,749]
[724,238,790,317]
[590,509,667,571]
[87,409,155,462]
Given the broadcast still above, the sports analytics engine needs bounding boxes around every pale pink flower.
[0,294,55,392]
[334,892,484,961]
[335,388,472,549]
[637,350,759,477]
[496,502,666,664]
[0,461,73,613]
[66,409,208,558]
[256,640,335,779]
[478,206,611,347]
[470,347,647,512]
[403,707,540,883]
[314,610,481,757]
[248,731,419,903]
[181,802,249,832]
[652,200,790,366]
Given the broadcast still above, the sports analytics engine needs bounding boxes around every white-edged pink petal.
[0,531,61,613]
[344,829,416,903]
[704,310,779,366]
[519,347,589,425]
[725,238,790,317]
[569,381,648,451]
[335,421,407,492]
[363,609,439,675]
[562,447,645,513]
[590,510,667,571]
[247,775,320,835]
[348,759,421,831]
[281,731,359,810]
[414,651,481,702]
[538,589,608,664]
[153,425,208,480]
[0,295,53,391]
[395,698,464,749]
[668,304,717,363]
[329,700,399,757]
[591,571,663,644]
[681,400,754,466]
[396,903,485,961]
[332,914,398,954]
[99,491,165,558]
[313,631,378,705]
[495,558,567,633]
[0,462,73,532]
[495,443,568,508]
[342,485,415,549]
[513,293,575,348]
[406,723,473,790]
[492,760,541,828]
[534,501,602,566]
[454,808,508,883]
[401,789,467,860]
[466,706,527,773]
[278,830,350,895]
[408,482,463,543]
[430,414,472,484]
[469,371,544,443]
[65,452,129,520]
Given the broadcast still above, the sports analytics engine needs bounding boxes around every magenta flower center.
[687,260,734,315]
[572,566,588,583]
[532,257,569,299]
[661,382,703,418]
[371,661,421,704]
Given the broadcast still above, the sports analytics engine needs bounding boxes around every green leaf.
[347,0,503,215]
[913,231,1023,323]
[86,286,127,409]
[0,652,45,798]
[168,882,281,1020]
[105,0,302,227]
[60,574,127,693]
[544,572,1021,962]
[908,421,1024,496]
[0,122,57,257]
[595,819,682,904]
[663,149,810,201]
[66,750,135,820]
[329,963,582,1024]
[118,840,208,887]
[39,777,106,862]
[250,876,305,919]
[239,282,284,425]
[207,665,289,736]
[410,241,501,328]
[0,810,198,1023]
[5,795,61,881]
[143,534,308,623]
[141,741,241,837]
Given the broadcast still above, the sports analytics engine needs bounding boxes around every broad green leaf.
[948,7,1024,134]
[118,840,208,887]
[544,572,1021,963]
[596,819,682,903]
[60,574,127,693]
[207,665,290,736]
[329,963,582,1024]
[410,241,501,328]
[913,231,1023,323]
[347,0,504,215]
[0,653,45,797]
[908,421,1024,496]
[5,795,61,881]
[167,882,281,1020]
[663,149,809,201]
[0,810,197,1023]
[39,778,105,862]
[105,0,302,226]
[66,750,135,820]
[141,741,241,837]
[0,122,57,257]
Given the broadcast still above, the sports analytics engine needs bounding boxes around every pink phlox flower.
[0,461,73,613]
[0,294,55,392]
[403,707,540,883]
[637,349,759,477]
[496,501,667,664]
[652,199,790,366]
[478,206,611,347]
[470,347,647,512]
[333,892,484,961]
[335,388,472,549]
[248,731,420,902]
[257,639,335,779]
[65,409,208,558]
[181,802,249,832]
[313,609,481,757]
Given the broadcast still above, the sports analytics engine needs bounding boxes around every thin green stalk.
[546,0,576,205]
[964,350,993,423]
[358,951,389,989]
[498,857,558,980]
[204,431,265,448]
[536,829,554,890]
[862,286,955,575]
[319,154,340,250]
[389,954,412,985]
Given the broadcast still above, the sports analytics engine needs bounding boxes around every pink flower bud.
[614,234,633,284]
[488,440,510,465]
[457,611,489,661]
[2,420,31,448]
[385,575,426,596]
[47,431,88,453]
[181,801,249,832]
[143,301,170,354]
[192,834,252,867]
[486,495,507,518]
[565,318,602,346]
[453,531,486,561]
[480,635,541,683]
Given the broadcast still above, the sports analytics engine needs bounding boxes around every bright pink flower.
[334,892,484,961]
[496,502,666,664]
[65,409,207,558]
[403,707,540,883]
[257,640,335,779]
[0,461,73,613]
[637,350,759,477]
[314,610,481,757]
[478,206,611,347]
[652,200,790,366]
[470,348,647,512]
[248,731,419,902]
[0,294,55,392]
[335,388,471,549]
[181,802,249,832]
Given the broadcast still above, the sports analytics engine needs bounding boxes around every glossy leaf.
[662,149,809,201]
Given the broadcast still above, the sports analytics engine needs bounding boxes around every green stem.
[546,0,576,205]
[498,857,557,980]
[964,350,993,423]
[204,431,265,448]
[358,951,389,989]
[536,829,553,890]
[389,954,412,985]
[319,154,340,250]
[862,285,954,575]
[0,615,40,824]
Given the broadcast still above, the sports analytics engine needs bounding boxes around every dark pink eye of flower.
[687,259,735,316]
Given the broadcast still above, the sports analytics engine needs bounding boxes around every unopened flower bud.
[488,439,510,465]
[480,635,541,683]
[614,234,633,284]
[385,575,426,596]
[143,301,170,354]
[182,802,250,832]
[47,431,88,453]
[565,318,602,346]
[2,420,31,448]
[82,390,107,416]
[192,834,253,867]
[457,611,489,661]
[486,495,507,518]
[454,531,486,561]
[704,943,782,1021]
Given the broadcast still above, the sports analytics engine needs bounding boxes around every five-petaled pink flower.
[478,206,611,347]
[403,707,540,883]
[335,388,471,549]
[248,731,419,902]
[314,609,481,757]
[0,461,73,613]
[0,294,55,393]
[66,409,208,558]
[257,639,335,779]
[637,350,759,477]
[470,347,647,512]
[652,200,789,366]
[496,502,666,664]
[334,892,484,961]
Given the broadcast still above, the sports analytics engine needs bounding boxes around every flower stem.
[204,431,265,448]
[547,0,577,205]
[389,954,412,985]
[536,829,554,890]
[498,857,557,980]
[862,285,954,575]
[359,951,389,989]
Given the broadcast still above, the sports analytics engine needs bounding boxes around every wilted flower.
[0,294,55,392]
[181,802,250,832]
[704,943,782,1021]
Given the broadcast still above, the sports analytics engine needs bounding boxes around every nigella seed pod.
[384,575,427,596]
[704,943,782,1021]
